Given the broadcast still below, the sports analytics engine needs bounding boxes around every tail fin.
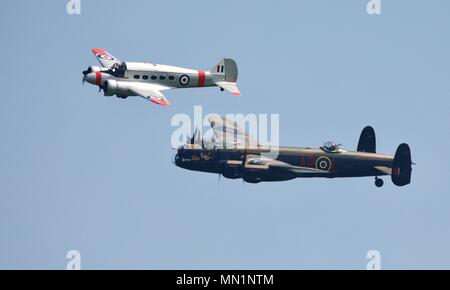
[357,126,376,153]
[210,58,240,96]
[392,143,412,186]
[210,58,239,82]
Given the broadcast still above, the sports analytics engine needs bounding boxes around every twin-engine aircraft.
[174,117,413,187]
[82,48,240,106]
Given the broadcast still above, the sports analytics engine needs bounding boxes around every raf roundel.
[315,156,332,171]
[97,54,114,61]
[179,74,190,86]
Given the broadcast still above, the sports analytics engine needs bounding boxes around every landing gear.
[220,88,224,92]
[375,177,384,188]
[116,95,128,99]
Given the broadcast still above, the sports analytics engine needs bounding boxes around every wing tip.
[92,48,106,54]
[150,99,171,107]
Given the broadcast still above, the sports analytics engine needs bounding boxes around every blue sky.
[0,0,449,269]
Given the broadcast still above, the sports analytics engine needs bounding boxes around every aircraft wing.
[215,81,241,96]
[127,83,172,106]
[245,155,330,177]
[92,48,120,68]
[208,116,257,148]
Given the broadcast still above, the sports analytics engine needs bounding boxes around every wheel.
[375,178,384,188]
[220,88,225,92]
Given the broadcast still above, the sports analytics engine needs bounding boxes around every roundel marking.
[179,74,190,86]
[97,54,114,60]
[315,156,332,171]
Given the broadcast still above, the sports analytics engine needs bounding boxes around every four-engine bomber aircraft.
[82,48,240,106]
[174,117,413,187]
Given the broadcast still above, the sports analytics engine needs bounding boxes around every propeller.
[82,66,92,76]
[171,153,177,165]
[242,150,247,187]
[242,150,247,167]
[188,128,201,145]
[82,65,92,85]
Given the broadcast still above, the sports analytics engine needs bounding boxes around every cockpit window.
[108,62,126,78]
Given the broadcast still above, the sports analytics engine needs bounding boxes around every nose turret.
[174,151,183,167]
[174,147,191,169]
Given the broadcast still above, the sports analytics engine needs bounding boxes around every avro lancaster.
[174,117,413,187]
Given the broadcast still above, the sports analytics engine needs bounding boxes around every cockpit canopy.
[322,141,340,153]
[108,62,127,77]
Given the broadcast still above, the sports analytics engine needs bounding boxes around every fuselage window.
[142,75,149,80]
[160,76,166,80]
[151,75,157,80]
[134,75,140,79]
[169,75,175,80]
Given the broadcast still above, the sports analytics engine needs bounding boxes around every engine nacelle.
[221,166,263,183]
[242,171,263,184]
[83,65,106,74]
[90,65,101,72]
[221,165,242,179]
[104,79,131,97]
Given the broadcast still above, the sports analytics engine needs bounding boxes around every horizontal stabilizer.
[374,166,392,176]
[216,81,241,96]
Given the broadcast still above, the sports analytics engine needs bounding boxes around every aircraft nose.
[174,152,186,167]
[174,153,180,165]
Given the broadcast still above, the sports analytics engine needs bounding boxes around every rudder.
[392,143,412,186]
